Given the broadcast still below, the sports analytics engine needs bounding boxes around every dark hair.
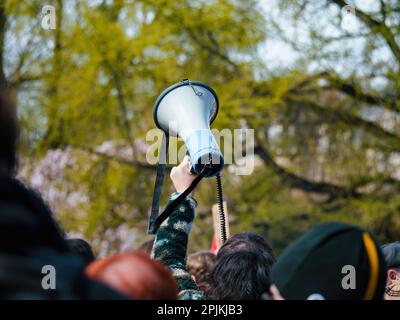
[187,251,216,297]
[67,238,95,265]
[217,232,275,260]
[211,250,274,300]
[0,91,18,176]
[211,232,276,300]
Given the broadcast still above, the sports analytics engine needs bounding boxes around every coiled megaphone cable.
[216,173,227,243]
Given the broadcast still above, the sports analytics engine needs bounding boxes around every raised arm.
[151,156,205,300]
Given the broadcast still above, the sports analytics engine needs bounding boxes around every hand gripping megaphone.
[148,79,227,241]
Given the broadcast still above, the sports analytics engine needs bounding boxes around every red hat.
[86,251,178,300]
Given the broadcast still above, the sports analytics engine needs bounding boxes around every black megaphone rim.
[153,79,219,133]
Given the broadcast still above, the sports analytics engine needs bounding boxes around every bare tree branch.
[107,63,137,161]
[96,0,137,162]
[9,74,43,88]
[330,0,400,63]
[321,82,399,113]
[185,28,240,72]
[290,73,399,113]
[253,76,400,150]
[0,3,7,89]
[379,0,387,22]
[77,146,158,171]
[287,96,400,152]
[254,141,360,200]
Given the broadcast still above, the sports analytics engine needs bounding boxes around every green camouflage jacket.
[152,192,206,300]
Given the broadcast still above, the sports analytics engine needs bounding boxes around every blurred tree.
[238,0,400,250]
[1,0,399,255]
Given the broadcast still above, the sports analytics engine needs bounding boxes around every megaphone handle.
[151,166,208,233]
[185,149,197,174]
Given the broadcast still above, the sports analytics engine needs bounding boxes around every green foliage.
[3,0,400,255]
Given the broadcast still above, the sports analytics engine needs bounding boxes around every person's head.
[85,251,178,300]
[270,222,387,300]
[211,232,276,300]
[0,90,18,177]
[381,241,400,300]
[67,238,95,266]
[212,250,274,300]
[217,232,275,259]
[187,251,216,297]
[137,238,154,256]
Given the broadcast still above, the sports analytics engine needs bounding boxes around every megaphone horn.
[148,79,227,240]
[153,79,224,177]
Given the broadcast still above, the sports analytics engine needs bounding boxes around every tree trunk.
[0,3,7,89]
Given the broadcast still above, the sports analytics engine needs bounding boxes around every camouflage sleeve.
[151,192,205,300]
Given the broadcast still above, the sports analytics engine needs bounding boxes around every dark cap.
[271,222,386,300]
[381,241,400,269]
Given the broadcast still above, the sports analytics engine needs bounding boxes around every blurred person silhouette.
[187,251,215,297]
[152,156,276,300]
[0,90,68,255]
[0,90,125,299]
[268,222,387,300]
[86,251,178,300]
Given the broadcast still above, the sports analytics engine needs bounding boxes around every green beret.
[271,222,386,300]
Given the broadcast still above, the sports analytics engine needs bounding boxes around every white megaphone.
[149,79,227,239]
[153,79,224,177]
